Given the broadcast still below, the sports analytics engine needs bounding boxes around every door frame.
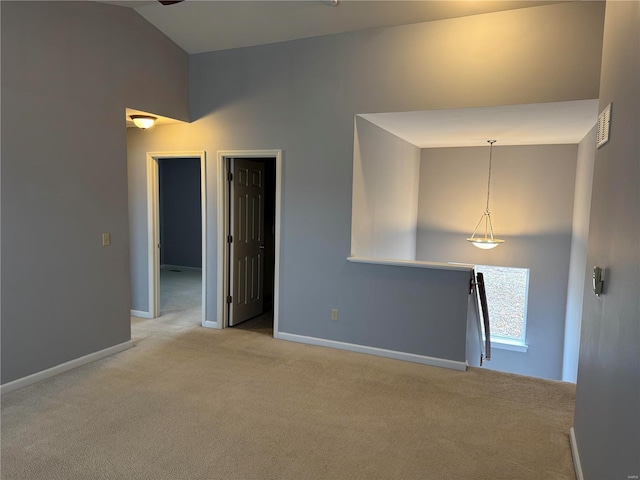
[146,151,208,326]
[217,149,282,337]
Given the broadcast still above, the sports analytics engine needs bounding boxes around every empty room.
[1,1,638,479]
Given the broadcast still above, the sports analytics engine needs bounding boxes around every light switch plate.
[102,233,111,246]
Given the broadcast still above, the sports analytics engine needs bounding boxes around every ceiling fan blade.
[158,0,184,5]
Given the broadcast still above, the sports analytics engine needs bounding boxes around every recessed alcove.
[351,99,599,379]
[351,99,598,259]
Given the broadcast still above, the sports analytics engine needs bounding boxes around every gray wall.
[352,116,421,260]
[159,158,202,268]
[415,145,578,380]
[336,263,471,361]
[127,2,604,358]
[0,1,189,384]
[562,127,596,383]
[573,2,640,478]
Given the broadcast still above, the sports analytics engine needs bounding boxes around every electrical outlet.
[331,309,338,321]
[102,233,111,246]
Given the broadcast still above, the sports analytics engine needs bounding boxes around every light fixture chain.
[466,139,503,249]
[485,140,496,212]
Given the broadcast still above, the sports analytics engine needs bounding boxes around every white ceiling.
[359,100,599,148]
[104,0,562,55]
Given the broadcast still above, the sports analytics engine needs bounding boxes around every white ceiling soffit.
[131,0,559,55]
[359,100,600,148]
[125,108,186,128]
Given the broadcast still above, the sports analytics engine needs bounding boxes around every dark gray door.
[229,159,265,326]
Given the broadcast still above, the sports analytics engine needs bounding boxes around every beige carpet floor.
[159,266,202,315]
[1,309,576,480]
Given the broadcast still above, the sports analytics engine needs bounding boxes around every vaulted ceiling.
[103,1,564,54]
[116,1,598,145]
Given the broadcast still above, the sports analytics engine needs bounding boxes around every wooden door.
[229,159,265,326]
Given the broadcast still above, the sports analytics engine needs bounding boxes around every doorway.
[158,158,202,320]
[146,151,207,325]
[217,150,282,337]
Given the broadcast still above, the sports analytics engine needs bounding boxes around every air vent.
[596,103,612,149]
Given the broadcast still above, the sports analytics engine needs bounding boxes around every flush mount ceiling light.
[130,115,157,129]
[467,140,505,250]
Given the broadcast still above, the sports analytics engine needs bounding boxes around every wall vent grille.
[596,103,612,148]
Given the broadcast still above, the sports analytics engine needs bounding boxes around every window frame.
[475,264,530,353]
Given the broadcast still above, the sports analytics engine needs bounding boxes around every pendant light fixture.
[467,140,505,249]
[130,115,157,129]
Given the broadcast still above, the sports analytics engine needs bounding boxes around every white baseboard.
[0,340,134,395]
[131,310,152,318]
[277,333,467,371]
[570,427,584,480]
[202,320,218,329]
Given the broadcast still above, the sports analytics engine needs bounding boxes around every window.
[475,265,529,345]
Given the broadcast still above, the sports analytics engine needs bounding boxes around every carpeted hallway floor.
[160,266,203,316]
[1,275,576,479]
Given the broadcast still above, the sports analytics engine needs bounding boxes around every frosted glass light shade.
[130,115,157,129]
[467,238,505,249]
[467,211,505,249]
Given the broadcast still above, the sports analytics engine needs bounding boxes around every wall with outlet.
[126,1,604,366]
[5,3,636,474]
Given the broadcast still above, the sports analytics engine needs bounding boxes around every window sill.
[491,337,528,353]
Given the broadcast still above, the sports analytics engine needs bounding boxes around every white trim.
[278,332,467,371]
[0,341,134,395]
[216,153,226,330]
[200,156,208,328]
[347,256,474,272]
[130,309,152,319]
[475,264,530,354]
[491,337,529,353]
[569,427,584,480]
[146,154,159,318]
[202,320,218,329]
[146,152,207,326]
[217,150,282,338]
[273,155,282,339]
[522,267,531,346]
